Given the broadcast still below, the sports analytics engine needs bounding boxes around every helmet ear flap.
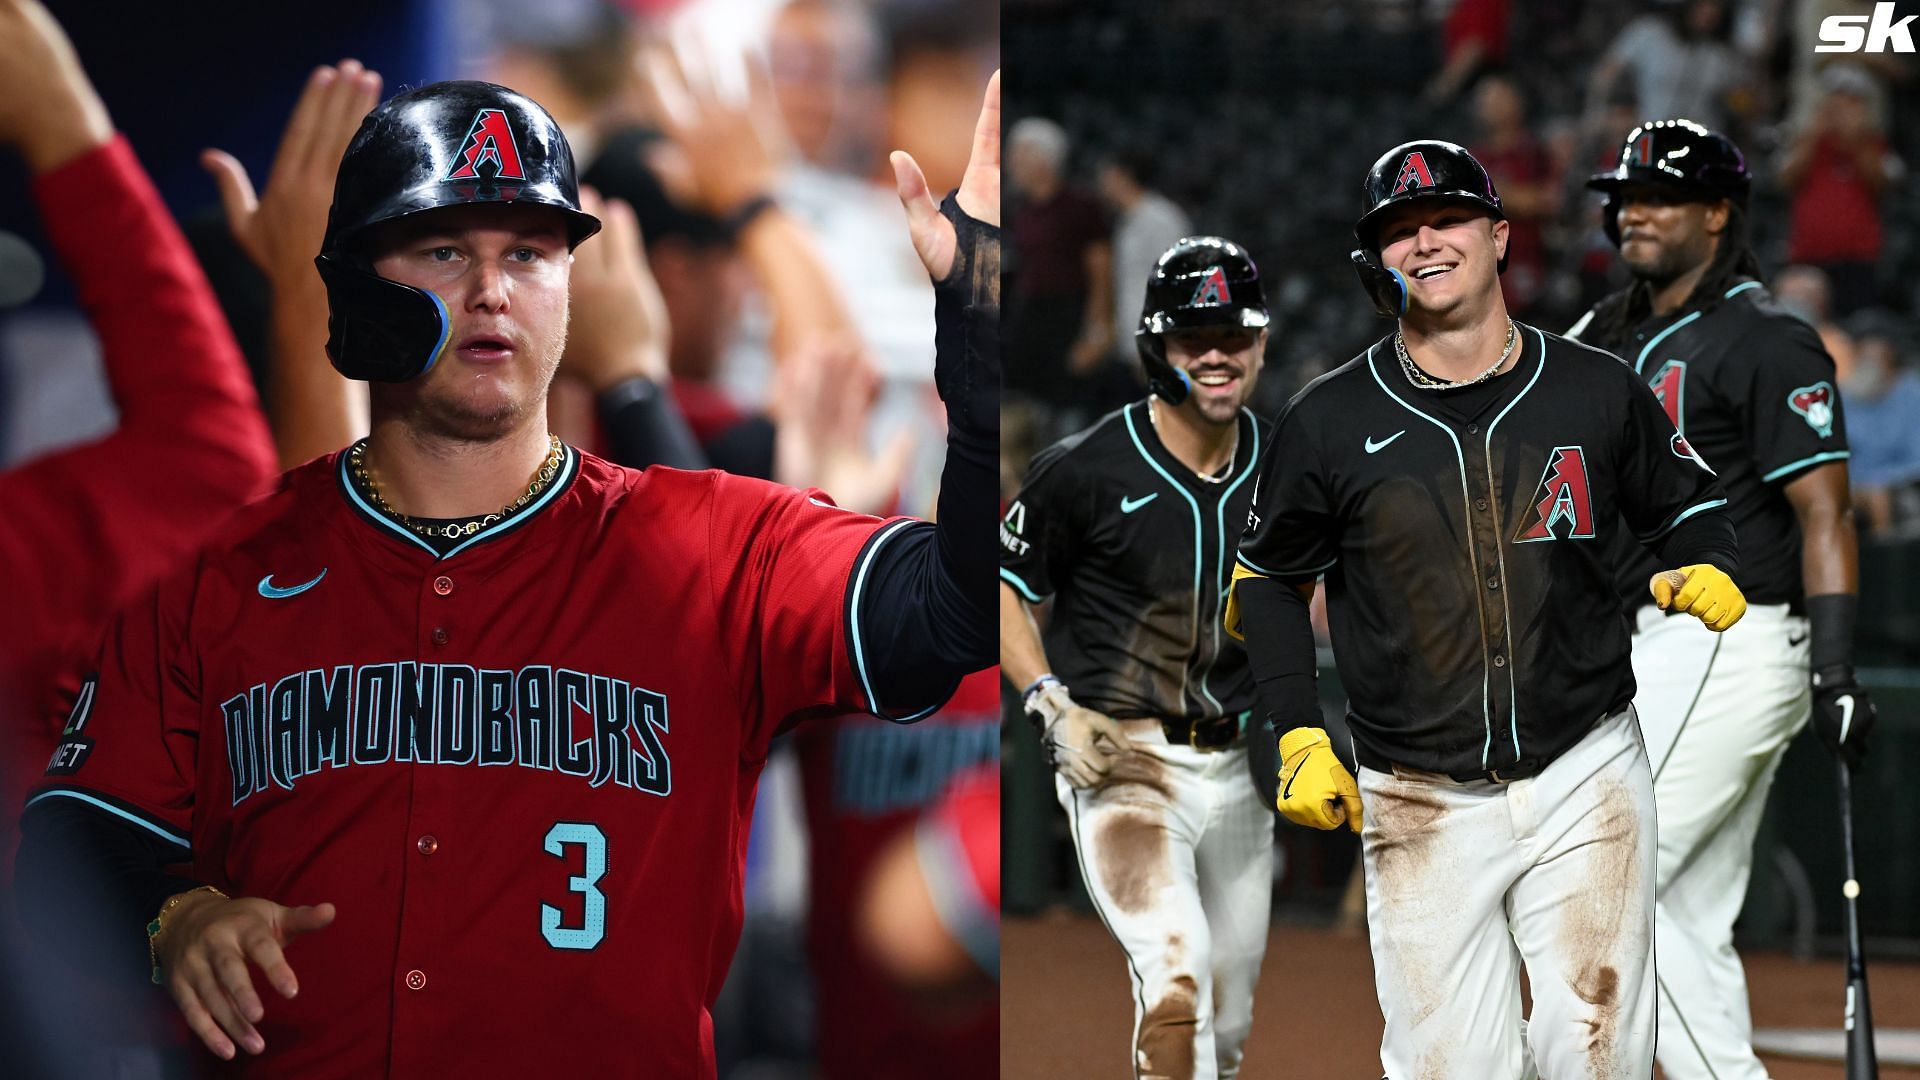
[1136,330,1193,404]
[1350,249,1409,319]
[316,254,454,382]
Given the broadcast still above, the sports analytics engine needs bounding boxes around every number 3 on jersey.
[542,822,607,950]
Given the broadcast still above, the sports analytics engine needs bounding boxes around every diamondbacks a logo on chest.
[1788,381,1837,438]
[1514,446,1596,542]
[219,662,670,805]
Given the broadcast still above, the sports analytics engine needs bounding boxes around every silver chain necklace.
[1396,318,1518,390]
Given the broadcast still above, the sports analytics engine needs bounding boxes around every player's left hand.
[1650,564,1747,632]
[1276,727,1362,833]
[1812,665,1876,771]
[891,70,999,281]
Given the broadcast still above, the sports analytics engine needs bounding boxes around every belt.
[1160,714,1241,752]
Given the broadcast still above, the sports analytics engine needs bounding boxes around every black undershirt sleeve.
[16,797,202,982]
[1651,506,1740,579]
[848,194,998,719]
[1235,575,1322,808]
[594,376,709,471]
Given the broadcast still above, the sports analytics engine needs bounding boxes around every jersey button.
[431,627,449,646]
[1487,576,1501,591]
[1475,498,1488,511]
[417,835,438,855]
[1467,423,1478,434]
[433,576,454,596]
[1493,655,1507,668]
[404,969,427,991]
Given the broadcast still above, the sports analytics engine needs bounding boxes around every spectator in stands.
[1586,0,1749,133]
[1778,63,1902,316]
[1774,262,1835,327]
[1421,0,1511,108]
[1097,147,1191,373]
[1470,72,1558,317]
[1839,309,1920,534]
[1005,116,1112,425]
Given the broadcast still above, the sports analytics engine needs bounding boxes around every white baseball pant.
[1058,719,1274,1080]
[1633,602,1811,1080]
[1360,706,1657,1079]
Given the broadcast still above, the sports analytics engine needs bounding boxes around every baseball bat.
[1836,759,1878,1080]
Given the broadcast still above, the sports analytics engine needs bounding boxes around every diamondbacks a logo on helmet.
[1392,152,1435,195]
[1788,381,1836,438]
[1190,266,1231,306]
[1515,446,1596,542]
[1632,133,1655,167]
[445,108,527,182]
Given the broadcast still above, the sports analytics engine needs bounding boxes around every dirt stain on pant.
[1555,776,1639,1079]
[1093,751,1175,913]
[1137,974,1199,1080]
[1368,784,1451,1025]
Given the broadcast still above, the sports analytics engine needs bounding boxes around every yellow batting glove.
[1276,727,1363,833]
[1223,563,1266,641]
[1649,564,1747,633]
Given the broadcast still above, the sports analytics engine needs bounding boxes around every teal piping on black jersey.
[337,444,580,559]
[25,789,190,851]
[1633,311,1703,376]
[1195,410,1261,715]
[1481,327,1550,761]
[850,518,942,723]
[1761,450,1851,484]
[1654,497,1731,538]
[1724,281,1762,300]
[1123,403,1219,716]
[1365,343,1497,770]
[1000,566,1045,603]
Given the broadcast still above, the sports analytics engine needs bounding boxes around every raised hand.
[201,60,382,285]
[772,336,914,517]
[639,40,784,218]
[890,70,999,281]
[0,0,114,173]
[154,890,336,1060]
[563,187,671,392]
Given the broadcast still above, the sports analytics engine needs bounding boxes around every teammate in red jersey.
[15,70,999,1078]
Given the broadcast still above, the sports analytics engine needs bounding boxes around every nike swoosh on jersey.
[1365,430,1407,454]
[257,569,328,599]
[1837,694,1854,743]
[1120,493,1160,514]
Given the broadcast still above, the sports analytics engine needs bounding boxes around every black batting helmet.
[1586,119,1751,247]
[1135,236,1270,405]
[315,81,603,383]
[1349,140,1506,318]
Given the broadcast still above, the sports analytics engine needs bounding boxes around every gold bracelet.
[148,885,228,985]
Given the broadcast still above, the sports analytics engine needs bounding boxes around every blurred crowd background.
[0,0,996,1076]
[1003,0,1920,967]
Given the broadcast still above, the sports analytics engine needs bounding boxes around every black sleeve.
[1235,575,1323,737]
[1650,502,1739,576]
[846,193,998,719]
[16,796,203,982]
[594,376,709,471]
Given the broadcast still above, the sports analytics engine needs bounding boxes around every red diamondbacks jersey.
[32,446,917,1079]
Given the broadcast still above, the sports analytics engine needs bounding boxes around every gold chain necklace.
[1396,318,1517,391]
[350,436,564,540]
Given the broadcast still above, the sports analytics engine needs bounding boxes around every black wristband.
[1806,592,1858,672]
[594,375,707,471]
[722,194,777,236]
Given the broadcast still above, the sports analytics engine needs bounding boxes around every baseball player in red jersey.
[794,668,998,1078]
[15,72,1000,1078]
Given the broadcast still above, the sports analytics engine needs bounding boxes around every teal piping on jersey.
[337,444,579,559]
[1657,497,1730,537]
[851,518,940,723]
[1633,310,1703,376]
[1123,403,1216,715]
[1000,566,1045,603]
[1762,450,1851,484]
[1196,410,1262,715]
[1481,325,1550,762]
[26,789,189,850]
[1365,344,1495,769]
[1236,550,1336,580]
[1724,281,1762,300]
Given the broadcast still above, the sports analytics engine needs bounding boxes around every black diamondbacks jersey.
[1237,325,1729,777]
[1571,280,1848,609]
[1001,402,1267,722]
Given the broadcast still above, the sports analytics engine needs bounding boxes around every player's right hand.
[1649,564,1747,632]
[1276,727,1363,833]
[155,892,336,1061]
[1026,681,1132,787]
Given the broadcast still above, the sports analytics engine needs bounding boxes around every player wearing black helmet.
[1570,119,1870,1080]
[1001,235,1275,1078]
